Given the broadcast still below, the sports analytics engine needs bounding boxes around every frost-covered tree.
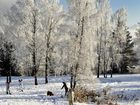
[111,8,127,73]
[8,0,44,85]
[40,0,65,83]
[135,23,140,64]
[96,0,112,78]
[68,0,98,89]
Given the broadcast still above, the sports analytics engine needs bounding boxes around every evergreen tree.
[120,31,138,73]
[0,39,19,76]
[0,36,19,94]
[110,8,127,74]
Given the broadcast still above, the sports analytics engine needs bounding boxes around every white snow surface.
[0,74,140,105]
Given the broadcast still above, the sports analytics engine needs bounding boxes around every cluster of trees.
[0,32,20,94]
[95,4,138,78]
[0,37,18,76]
[0,0,139,88]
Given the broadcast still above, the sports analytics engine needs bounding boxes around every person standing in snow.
[18,79,23,92]
[61,82,68,96]
[6,81,11,94]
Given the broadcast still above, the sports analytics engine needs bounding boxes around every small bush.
[74,87,99,103]
[74,86,118,105]
[74,87,88,102]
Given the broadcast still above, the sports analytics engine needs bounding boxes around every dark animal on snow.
[47,91,54,96]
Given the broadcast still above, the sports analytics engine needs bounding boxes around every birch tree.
[9,0,44,85]
[68,0,98,89]
[96,0,112,78]
[40,0,65,83]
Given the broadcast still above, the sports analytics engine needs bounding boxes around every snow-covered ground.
[99,74,140,105]
[0,74,140,105]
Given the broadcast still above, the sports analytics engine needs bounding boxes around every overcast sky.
[0,0,17,11]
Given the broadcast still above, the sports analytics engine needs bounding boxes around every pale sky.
[0,0,17,11]
[60,0,140,27]
[110,0,140,26]
[0,0,139,26]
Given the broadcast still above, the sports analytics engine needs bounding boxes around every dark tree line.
[0,36,19,76]
[96,27,139,78]
[0,35,20,94]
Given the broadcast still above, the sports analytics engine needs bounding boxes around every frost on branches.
[68,0,99,88]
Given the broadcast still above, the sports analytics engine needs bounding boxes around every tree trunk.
[34,74,38,85]
[70,66,75,89]
[103,35,107,78]
[33,49,38,85]
[6,75,10,94]
[70,75,73,89]
[110,62,113,78]
[45,55,48,84]
[103,58,106,78]
[97,55,100,78]
[105,61,108,78]
[97,27,102,78]
[45,43,49,84]
[45,73,48,84]
[110,69,113,78]
[45,24,52,84]
[68,89,74,105]
[32,8,38,85]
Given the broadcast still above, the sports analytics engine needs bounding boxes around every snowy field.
[0,74,140,105]
[99,74,140,105]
